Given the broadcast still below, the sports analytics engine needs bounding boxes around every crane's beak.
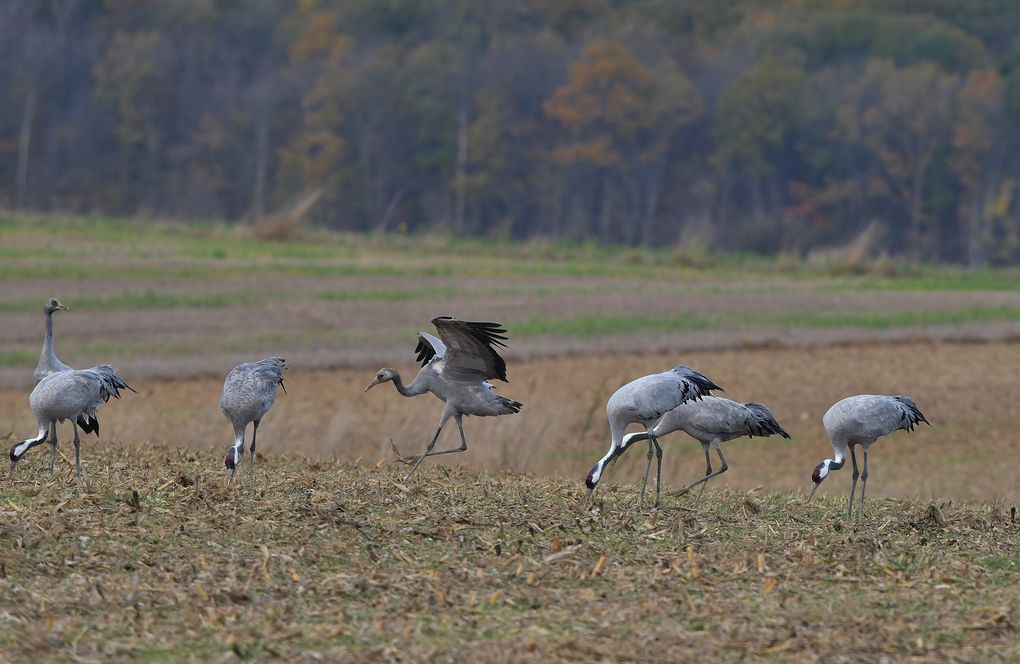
[8,460,16,479]
[365,378,382,392]
[806,483,819,503]
[58,304,69,311]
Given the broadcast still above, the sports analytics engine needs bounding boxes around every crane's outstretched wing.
[414,332,447,366]
[430,316,509,382]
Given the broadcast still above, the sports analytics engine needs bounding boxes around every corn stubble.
[0,444,1017,662]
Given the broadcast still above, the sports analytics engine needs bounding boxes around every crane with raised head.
[33,297,102,435]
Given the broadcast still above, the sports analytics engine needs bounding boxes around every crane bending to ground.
[808,394,930,518]
[33,297,102,435]
[365,316,522,481]
[9,365,134,478]
[585,366,722,507]
[221,357,288,482]
[607,396,789,505]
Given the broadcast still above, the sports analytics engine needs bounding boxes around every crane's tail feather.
[88,365,134,402]
[743,402,791,439]
[673,365,722,401]
[501,397,523,414]
[76,413,100,436]
[894,395,930,431]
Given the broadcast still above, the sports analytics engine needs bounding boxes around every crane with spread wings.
[366,316,522,481]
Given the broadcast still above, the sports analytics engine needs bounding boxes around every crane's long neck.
[391,371,429,397]
[41,311,57,361]
[826,441,848,471]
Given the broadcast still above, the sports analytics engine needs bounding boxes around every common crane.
[9,365,134,478]
[221,357,287,482]
[608,396,789,504]
[33,298,101,436]
[34,297,70,382]
[366,316,522,481]
[585,366,722,507]
[808,394,930,517]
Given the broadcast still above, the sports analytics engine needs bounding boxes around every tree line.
[3,0,1020,264]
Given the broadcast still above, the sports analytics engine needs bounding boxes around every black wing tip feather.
[432,316,512,381]
[414,334,438,367]
[894,395,931,430]
[743,402,791,439]
[674,365,723,396]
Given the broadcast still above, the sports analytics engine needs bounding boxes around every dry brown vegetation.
[3,341,1017,504]
[1,446,1017,662]
[2,216,1020,660]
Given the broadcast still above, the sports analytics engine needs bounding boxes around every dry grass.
[3,341,1016,504]
[0,445,1017,662]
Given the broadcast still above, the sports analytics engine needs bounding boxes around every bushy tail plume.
[894,395,930,431]
[742,402,790,439]
[87,364,135,402]
[673,365,723,401]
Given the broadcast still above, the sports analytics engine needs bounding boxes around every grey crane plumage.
[585,366,722,506]
[33,298,102,436]
[809,394,930,517]
[366,316,522,481]
[220,357,287,482]
[9,365,134,478]
[608,396,789,504]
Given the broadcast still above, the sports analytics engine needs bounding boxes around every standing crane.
[808,394,930,518]
[33,297,101,435]
[34,297,71,382]
[585,366,722,507]
[609,396,789,505]
[366,316,522,481]
[220,357,287,482]
[9,365,134,478]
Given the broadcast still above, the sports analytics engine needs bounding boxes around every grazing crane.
[608,396,790,505]
[9,365,134,478]
[33,297,101,436]
[585,366,722,507]
[220,357,287,482]
[366,316,522,481]
[808,394,930,518]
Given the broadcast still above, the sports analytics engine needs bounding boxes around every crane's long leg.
[679,443,713,495]
[49,422,58,474]
[72,421,82,479]
[249,419,260,485]
[403,425,447,482]
[847,446,860,519]
[684,443,730,506]
[638,439,654,505]
[421,414,470,458]
[650,431,664,508]
[858,449,869,518]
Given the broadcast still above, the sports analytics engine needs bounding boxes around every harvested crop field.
[1,447,1018,662]
[2,214,1020,661]
[2,340,1017,504]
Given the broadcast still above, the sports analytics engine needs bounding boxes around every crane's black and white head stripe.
[812,460,831,484]
[225,445,242,478]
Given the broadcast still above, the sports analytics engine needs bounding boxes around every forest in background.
[3,0,1020,264]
